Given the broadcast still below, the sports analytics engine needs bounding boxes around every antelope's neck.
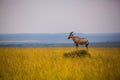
[71,36,75,40]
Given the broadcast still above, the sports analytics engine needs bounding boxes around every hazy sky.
[0,0,120,33]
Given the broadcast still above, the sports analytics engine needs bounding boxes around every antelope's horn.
[70,32,74,35]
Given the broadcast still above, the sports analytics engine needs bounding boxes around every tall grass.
[0,47,120,80]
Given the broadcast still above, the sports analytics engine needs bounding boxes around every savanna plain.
[0,47,120,80]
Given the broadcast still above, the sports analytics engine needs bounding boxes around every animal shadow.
[63,50,91,58]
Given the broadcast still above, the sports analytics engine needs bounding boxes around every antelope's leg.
[76,44,78,49]
[85,44,88,51]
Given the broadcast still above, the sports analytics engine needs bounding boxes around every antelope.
[68,32,89,51]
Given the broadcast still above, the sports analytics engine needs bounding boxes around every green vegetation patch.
[64,50,91,58]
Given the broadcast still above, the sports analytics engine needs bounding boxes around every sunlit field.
[0,47,120,80]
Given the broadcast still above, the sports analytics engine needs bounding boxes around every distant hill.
[0,33,120,43]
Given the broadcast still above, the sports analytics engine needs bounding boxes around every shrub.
[64,50,91,58]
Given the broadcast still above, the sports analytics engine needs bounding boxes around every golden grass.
[0,47,120,80]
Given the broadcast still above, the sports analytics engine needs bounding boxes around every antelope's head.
[68,32,74,40]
